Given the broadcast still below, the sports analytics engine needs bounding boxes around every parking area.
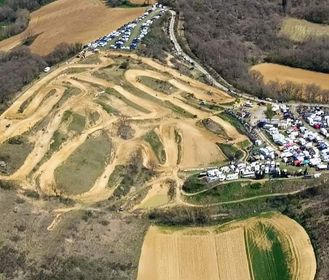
[258,105,329,170]
[85,3,167,52]
[197,102,329,184]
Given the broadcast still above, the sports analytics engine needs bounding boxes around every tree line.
[106,0,147,7]
[0,42,82,113]
[250,70,329,103]
[0,0,55,40]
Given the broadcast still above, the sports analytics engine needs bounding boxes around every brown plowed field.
[251,63,329,91]
[0,0,147,55]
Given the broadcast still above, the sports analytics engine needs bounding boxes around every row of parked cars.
[85,3,167,52]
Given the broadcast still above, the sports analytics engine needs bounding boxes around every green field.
[246,222,291,280]
[55,132,111,195]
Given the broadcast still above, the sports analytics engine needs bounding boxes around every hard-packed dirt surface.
[0,51,236,207]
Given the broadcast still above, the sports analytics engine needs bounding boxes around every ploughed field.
[0,50,239,205]
[137,213,316,280]
[0,0,147,55]
[251,63,329,92]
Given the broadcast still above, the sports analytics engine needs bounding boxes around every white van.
[226,173,239,181]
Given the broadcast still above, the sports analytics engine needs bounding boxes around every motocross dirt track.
[0,50,237,204]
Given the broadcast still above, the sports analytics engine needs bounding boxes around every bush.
[149,207,211,226]
[45,42,83,66]
[0,180,15,190]
[0,0,56,40]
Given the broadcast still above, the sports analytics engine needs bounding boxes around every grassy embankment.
[55,132,111,195]
[144,130,166,164]
[183,176,316,204]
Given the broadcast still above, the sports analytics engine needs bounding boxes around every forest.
[0,43,82,113]
[0,0,55,40]
[165,0,329,101]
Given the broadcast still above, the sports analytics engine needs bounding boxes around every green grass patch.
[237,139,252,150]
[122,9,161,47]
[93,65,125,84]
[185,177,312,204]
[175,129,182,165]
[182,174,208,193]
[246,223,291,280]
[218,112,248,136]
[217,143,244,161]
[0,135,33,175]
[96,99,119,115]
[144,130,166,164]
[139,76,177,94]
[18,89,56,114]
[164,100,195,118]
[81,54,101,64]
[55,87,81,109]
[18,93,37,114]
[123,81,165,106]
[106,88,150,113]
[50,130,67,152]
[68,112,86,133]
[55,132,111,195]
